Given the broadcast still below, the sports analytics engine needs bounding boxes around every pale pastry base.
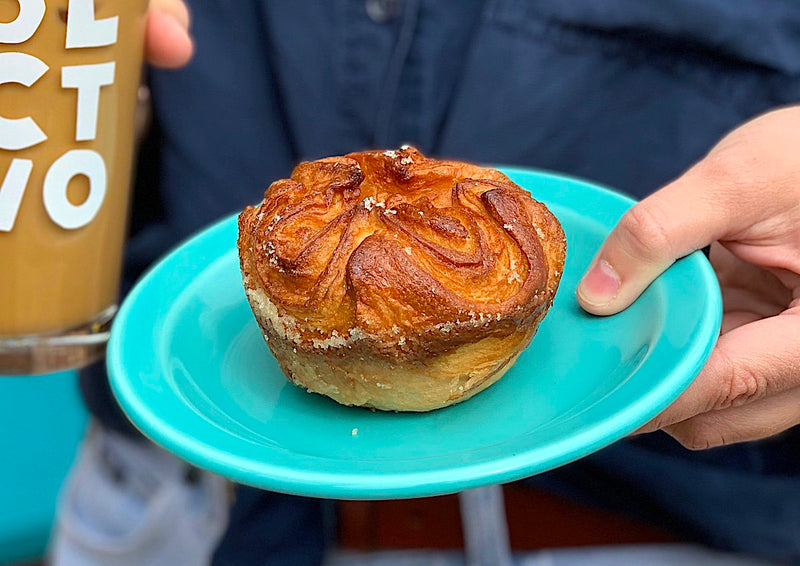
[265,327,536,412]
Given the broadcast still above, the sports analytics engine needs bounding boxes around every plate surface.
[108,168,721,499]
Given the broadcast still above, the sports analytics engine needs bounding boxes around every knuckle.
[726,366,764,407]
[714,347,765,409]
[691,152,752,211]
[695,151,739,184]
[670,421,727,451]
[616,200,673,260]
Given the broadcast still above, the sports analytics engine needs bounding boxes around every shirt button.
[366,0,401,24]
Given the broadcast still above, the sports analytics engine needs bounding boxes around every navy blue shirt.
[83,1,800,563]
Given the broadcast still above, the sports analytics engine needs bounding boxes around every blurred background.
[1,372,87,566]
[0,370,757,566]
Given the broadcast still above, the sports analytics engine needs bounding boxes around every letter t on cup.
[62,63,116,142]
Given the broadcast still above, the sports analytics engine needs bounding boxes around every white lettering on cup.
[43,149,106,230]
[65,0,119,49]
[62,62,116,142]
[0,0,45,44]
[0,159,33,232]
[0,52,49,151]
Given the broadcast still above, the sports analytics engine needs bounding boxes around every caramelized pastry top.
[238,147,566,359]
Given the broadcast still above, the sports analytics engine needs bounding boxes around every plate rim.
[108,167,722,499]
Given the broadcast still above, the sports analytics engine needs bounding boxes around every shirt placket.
[336,0,423,150]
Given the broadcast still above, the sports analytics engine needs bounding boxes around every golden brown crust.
[238,148,565,410]
[238,147,566,363]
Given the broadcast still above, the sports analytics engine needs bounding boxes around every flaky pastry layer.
[238,148,566,410]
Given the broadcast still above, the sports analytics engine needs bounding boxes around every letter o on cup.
[43,149,107,230]
[0,0,46,44]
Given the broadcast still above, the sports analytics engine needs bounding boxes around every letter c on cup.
[0,52,49,151]
[0,0,45,44]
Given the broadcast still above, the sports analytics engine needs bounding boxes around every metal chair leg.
[459,485,513,566]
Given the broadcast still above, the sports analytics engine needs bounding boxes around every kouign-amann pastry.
[238,147,566,411]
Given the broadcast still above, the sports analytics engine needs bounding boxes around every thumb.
[576,168,733,316]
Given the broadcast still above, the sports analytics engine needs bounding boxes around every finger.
[636,311,800,434]
[576,165,738,316]
[662,387,800,449]
[145,3,194,68]
[722,287,786,320]
[150,0,191,29]
[720,310,762,334]
[713,243,793,314]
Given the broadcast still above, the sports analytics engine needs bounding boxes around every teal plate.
[108,168,721,500]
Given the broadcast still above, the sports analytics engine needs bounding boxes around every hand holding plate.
[578,107,800,448]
